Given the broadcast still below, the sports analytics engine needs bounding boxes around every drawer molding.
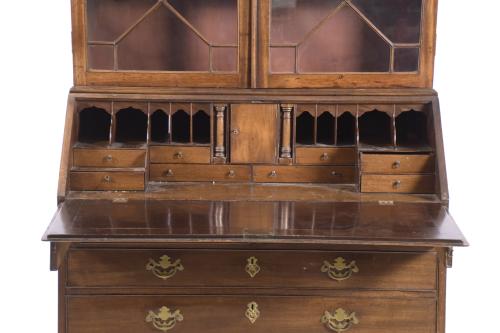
[321,308,359,333]
[146,255,184,280]
[145,306,184,332]
[321,257,359,282]
[245,256,261,278]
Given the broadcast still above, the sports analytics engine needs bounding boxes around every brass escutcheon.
[245,256,261,278]
[146,255,184,280]
[245,302,260,324]
[321,308,359,332]
[146,306,183,332]
[321,257,359,281]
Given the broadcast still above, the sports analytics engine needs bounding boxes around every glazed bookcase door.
[73,0,249,87]
[257,0,437,88]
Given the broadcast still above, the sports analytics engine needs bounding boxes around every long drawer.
[361,174,435,194]
[150,146,211,164]
[67,295,436,333]
[70,171,145,191]
[253,166,356,183]
[73,148,146,168]
[150,164,252,182]
[67,249,437,290]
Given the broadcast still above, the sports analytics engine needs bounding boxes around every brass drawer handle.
[146,306,183,332]
[321,308,359,332]
[392,160,401,169]
[393,180,401,189]
[164,169,174,177]
[102,175,112,183]
[174,152,183,159]
[146,255,184,280]
[245,302,260,324]
[320,153,329,161]
[321,257,359,281]
[268,170,277,178]
[103,155,113,162]
[245,256,261,278]
[228,170,236,178]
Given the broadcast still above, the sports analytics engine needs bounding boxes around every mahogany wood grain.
[150,146,211,164]
[253,166,356,183]
[361,174,435,194]
[150,164,251,182]
[73,148,146,168]
[70,171,145,191]
[67,294,436,333]
[361,153,435,174]
[295,147,356,165]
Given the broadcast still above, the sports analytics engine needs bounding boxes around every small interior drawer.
[361,174,435,193]
[149,146,211,164]
[73,148,146,168]
[70,171,145,191]
[361,153,435,174]
[150,164,251,182]
[253,166,356,183]
[295,147,356,165]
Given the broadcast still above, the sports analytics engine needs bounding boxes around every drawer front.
[68,295,436,333]
[150,146,211,164]
[361,174,435,193]
[254,166,355,183]
[296,147,356,165]
[361,154,435,174]
[150,164,252,182]
[67,250,436,290]
[73,148,146,168]
[70,171,145,191]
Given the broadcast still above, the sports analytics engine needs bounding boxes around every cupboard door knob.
[321,308,359,332]
[393,180,401,189]
[164,169,174,177]
[320,153,329,161]
[146,306,183,331]
[231,128,240,135]
[392,160,401,169]
[174,152,183,159]
[245,256,260,278]
[103,175,112,183]
[146,255,184,280]
[228,170,236,178]
[321,257,359,281]
[268,170,277,178]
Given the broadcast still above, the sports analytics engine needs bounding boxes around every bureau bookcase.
[44,1,467,333]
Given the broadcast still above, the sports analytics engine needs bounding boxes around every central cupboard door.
[230,104,278,164]
[75,0,250,87]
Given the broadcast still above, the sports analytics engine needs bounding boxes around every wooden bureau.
[44,1,467,333]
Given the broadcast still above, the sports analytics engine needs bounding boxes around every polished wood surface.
[67,295,436,333]
[44,199,466,247]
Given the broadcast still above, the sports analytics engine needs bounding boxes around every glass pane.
[88,45,114,70]
[270,47,296,73]
[117,6,209,71]
[168,0,238,45]
[212,47,238,72]
[271,0,342,44]
[351,0,422,43]
[394,48,420,72]
[298,5,390,72]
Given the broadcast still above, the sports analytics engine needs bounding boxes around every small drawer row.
[360,153,435,194]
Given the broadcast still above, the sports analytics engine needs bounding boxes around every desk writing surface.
[44,199,467,247]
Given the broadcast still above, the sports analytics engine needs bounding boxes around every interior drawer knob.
[102,175,112,183]
[174,152,183,159]
[320,153,329,161]
[245,302,260,324]
[268,170,277,178]
[245,256,261,278]
[146,255,184,280]
[321,257,359,281]
[392,160,401,169]
[146,306,184,332]
[321,308,359,332]
[164,169,174,177]
[228,170,236,178]
[103,155,113,162]
[393,180,402,189]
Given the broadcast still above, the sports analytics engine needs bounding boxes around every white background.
[0,1,498,332]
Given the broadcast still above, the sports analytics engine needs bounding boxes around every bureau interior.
[70,97,441,197]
